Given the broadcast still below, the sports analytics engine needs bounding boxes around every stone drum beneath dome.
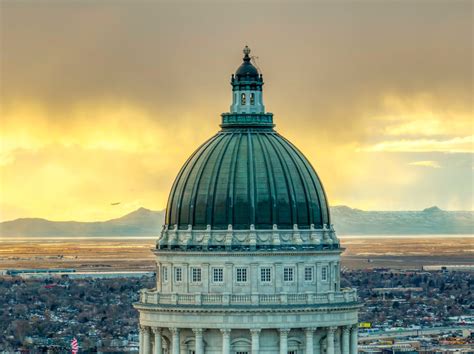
[134,47,360,354]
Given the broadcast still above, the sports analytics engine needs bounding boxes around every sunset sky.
[1,1,472,222]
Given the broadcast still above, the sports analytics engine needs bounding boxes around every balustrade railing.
[139,289,358,307]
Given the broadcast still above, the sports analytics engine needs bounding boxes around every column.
[305,328,316,354]
[275,263,283,291]
[152,327,162,354]
[139,325,144,354]
[221,329,231,354]
[279,328,290,354]
[314,331,322,354]
[184,263,189,292]
[350,325,358,354]
[342,326,350,354]
[250,329,261,354]
[225,263,233,292]
[157,263,162,292]
[170,328,180,354]
[326,327,336,354]
[315,263,320,293]
[296,262,304,293]
[203,263,210,292]
[143,326,151,354]
[250,263,258,293]
[193,328,204,354]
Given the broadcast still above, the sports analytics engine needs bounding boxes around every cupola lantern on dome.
[228,46,267,118]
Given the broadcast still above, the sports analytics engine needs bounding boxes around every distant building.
[372,288,423,294]
[422,265,474,272]
[6,269,154,279]
[6,268,76,276]
[134,47,361,354]
[359,340,420,354]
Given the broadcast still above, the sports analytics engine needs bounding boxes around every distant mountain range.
[0,206,472,237]
[0,207,165,237]
[331,206,473,235]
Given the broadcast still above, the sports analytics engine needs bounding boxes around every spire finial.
[243,45,251,59]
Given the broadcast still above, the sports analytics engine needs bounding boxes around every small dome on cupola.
[235,45,260,80]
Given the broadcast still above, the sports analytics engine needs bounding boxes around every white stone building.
[134,47,360,354]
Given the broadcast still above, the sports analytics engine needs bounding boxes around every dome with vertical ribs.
[165,127,331,231]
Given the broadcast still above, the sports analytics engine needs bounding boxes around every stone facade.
[134,243,360,354]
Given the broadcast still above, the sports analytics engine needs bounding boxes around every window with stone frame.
[260,267,272,283]
[212,267,224,283]
[236,267,248,283]
[304,266,314,282]
[191,267,202,283]
[283,267,294,282]
[174,267,183,282]
[321,266,328,281]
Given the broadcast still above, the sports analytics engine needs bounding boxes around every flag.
[71,337,79,353]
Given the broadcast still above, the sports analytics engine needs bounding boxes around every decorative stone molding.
[221,112,274,127]
[152,327,162,335]
[139,325,149,333]
[157,227,339,251]
[154,249,342,258]
[220,329,231,336]
[170,327,180,335]
[135,302,361,315]
[192,328,204,335]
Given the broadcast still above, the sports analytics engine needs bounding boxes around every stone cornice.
[153,249,344,257]
[220,112,274,128]
[133,301,363,314]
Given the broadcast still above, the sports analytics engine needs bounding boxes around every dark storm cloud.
[2,1,472,130]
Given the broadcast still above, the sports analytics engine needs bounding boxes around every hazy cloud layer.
[1,1,472,221]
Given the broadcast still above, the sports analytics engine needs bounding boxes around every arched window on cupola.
[250,93,255,105]
[241,93,246,105]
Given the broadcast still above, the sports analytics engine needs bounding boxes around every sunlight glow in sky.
[0,1,472,221]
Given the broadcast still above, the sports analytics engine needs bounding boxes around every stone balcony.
[139,288,358,307]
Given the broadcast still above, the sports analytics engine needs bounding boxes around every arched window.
[250,93,255,105]
[241,93,246,105]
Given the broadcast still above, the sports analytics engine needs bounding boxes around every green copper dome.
[164,47,331,231]
[165,128,330,230]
